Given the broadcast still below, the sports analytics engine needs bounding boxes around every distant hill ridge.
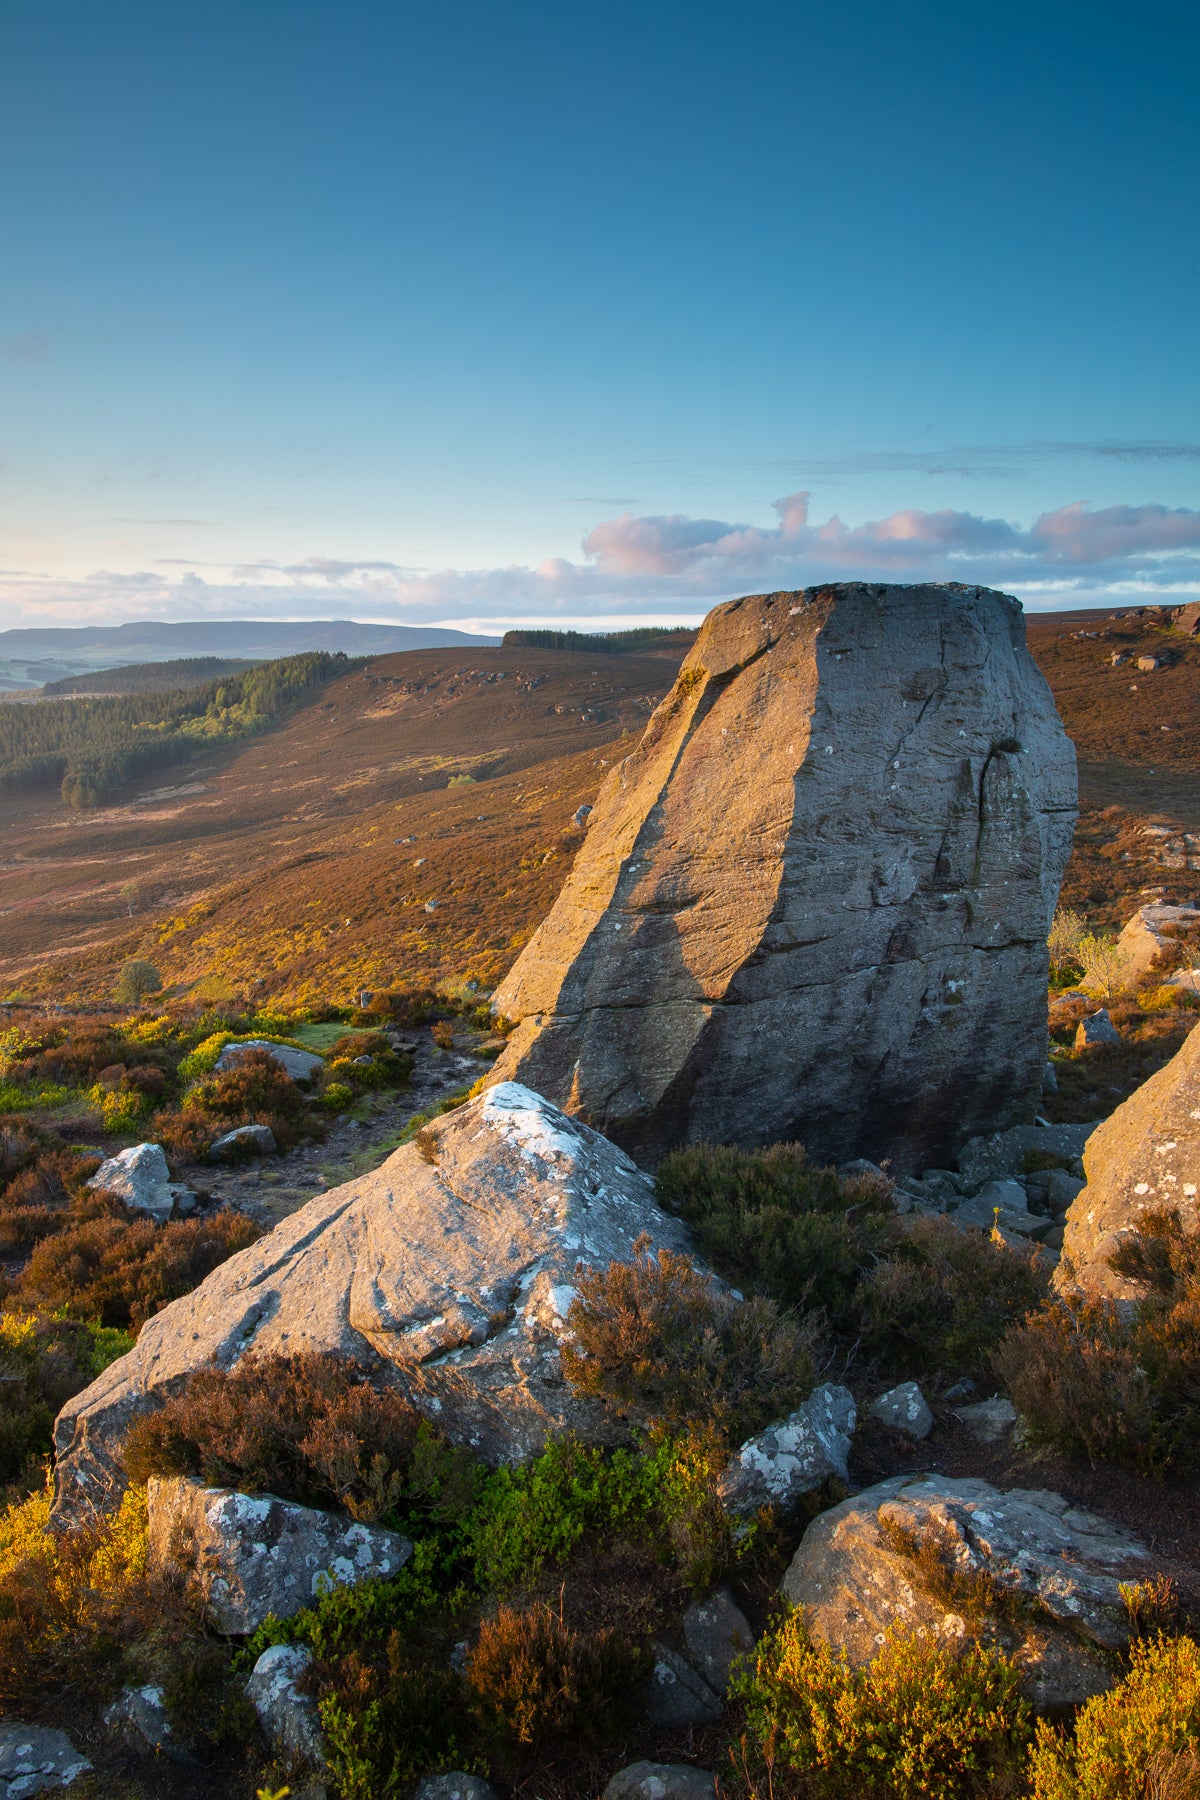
[42,656,261,696]
[0,617,498,662]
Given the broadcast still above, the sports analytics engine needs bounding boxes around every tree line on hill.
[500,625,693,652]
[41,656,260,697]
[0,651,351,809]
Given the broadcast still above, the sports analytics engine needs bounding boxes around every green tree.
[114,959,162,1005]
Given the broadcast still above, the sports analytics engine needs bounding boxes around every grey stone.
[1046,1168,1085,1212]
[956,1121,1097,1187]
[0,1724,91,1796]
[489,583,1076,1172]
[146,1476,413,1633]
[246,1644,326,1767]
[208,1122,278,1162]
[604,1764,717,1800]
[104,1684,173,1752]
[682,1587,755,1694]
[942,1377,975,1402]
[1059,1019,1200,1299]
[717,1384,856,1518]
[869,1381,933,1440]
[1043,1061,1059,1094]
[54,1084,709,1521]
[642,1642,722,1727]
[1076,1010,1121,1050]
[572,804,593,829]
[87,1141,174,1222]
[215,1039,325,1083]
[780,1474,1152,1707]
[413,1778,501,1800]
[954,1396,1017,1442]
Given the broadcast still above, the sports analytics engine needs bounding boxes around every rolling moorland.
[1,599,1200,1800]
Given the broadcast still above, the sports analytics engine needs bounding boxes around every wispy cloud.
[2,492,1198,630]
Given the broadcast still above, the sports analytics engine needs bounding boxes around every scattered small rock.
[604,1764,717,1800]
[942,1377,975,1402]
[0,1723,91,1796]
[1045,1168,1085,1212]
[717,1384,856,1518]
[642,1642,723,1728]
[1076,1010,1121,1050]
[103,1683,174,1753]
[682,1587,755,1695]
[246,1644,326,1768]
[572,804,593,828]
[954,1396,1017,1442]
[869,1381,933,1440]
[208,1123,278,1163]
[87,1142,175,1222]
[147,1476,413,1633]
[413,1777,501,1800]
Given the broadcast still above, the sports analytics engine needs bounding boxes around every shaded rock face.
[1059,1020,1200,1299]
[491,583,1075,1170]
[147,1477,413,1633]
[52,1084,703,1523]
[717,1384,855,1518]
[781,1475,1150,1708]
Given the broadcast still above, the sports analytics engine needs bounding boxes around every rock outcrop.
[147,1476,413,1632]
[781,1474,1151,1707]
[490,583,1076,1170]
[1059,1019,1200,1298]
[1116,902,1200,986]
[52,1084,704,1523]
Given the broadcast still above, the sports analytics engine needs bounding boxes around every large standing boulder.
[781,1475,1151,1707]
[87,1142,177,1222]
[1059,1019,1200,1298]
[52,1084,705,1524]
[1116,902,1200,986]
[490,583,1076,1170]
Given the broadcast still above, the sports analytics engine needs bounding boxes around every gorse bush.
[655,1141,895,1322]
[562,1235,818,1439]
[1027,1633,1200,1800]
[855,1214,1050,1379]
[994,1207,1200,1473]
[734,1612,1032,1800]
[123,1351,435,1522]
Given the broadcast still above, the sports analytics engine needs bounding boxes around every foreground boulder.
[53,1084,703,1523]
[490,583,1076,1170]
[87,1142,178,1222]
[0,1723,91,1795]
[246,1644,326,1766]
[1059,1019,1200,1298]
[717,1383,855,1517]
[781,1474,1150,1706]
[147,1476,412,1632]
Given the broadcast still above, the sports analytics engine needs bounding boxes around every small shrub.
[1027,1633,1200,1800]
[466,1599,638,1749]
[122,1351,429,1520]
[114,959,162,1005]
[734,1611,1032,1800]
[159,1045,314,1153]
[855,1213,1049,1378]
[321,1080,354,1112]
[994,1209,1200,1473]
[431,1019,456,1050]
[0,1312,99,1483]
[562,1235,818,1439]
[320,1642,468,1800]
[655,1142,895,1322]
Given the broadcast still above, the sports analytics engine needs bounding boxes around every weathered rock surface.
[413,1778,501,1800]
[208,1122,278,1162]
[1059,1019,1200,1298]
[147,1477,412,1633]
[717,1384,855,1518]
[781,1475,1151,1706]
[53,1083,704,1521]
[1076,1009,1120,1050]
[0,1724,91,1796]
[954,1396,1018,1442]
[103,1684,175,1754]
[604,1764,717,1800]
[87,1142,176,1222]
[642,1643,723,1727]
[215,1039,325,1083]
[956,1120,1094,1187]
[682,1587,755,1695]
[490,583,1076,1170]
[246,1644,326,1767]
[1117,902,1200,985]
[869,1381,933,1439]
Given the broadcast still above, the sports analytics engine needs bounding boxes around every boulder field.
[51,1084,707,1525]
[490,582,1076,1171]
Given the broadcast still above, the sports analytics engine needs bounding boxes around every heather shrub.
[655,1141,895,1321]
[465,1600,639,1748]
[0,1114,52,1182]
[0,1147,97,1252]
[159,1044,314,1154]
[734,1611,1032,1800]
[5,1207,259,1330]
[324,1029,412,1087]
[854,1213,1050,1378]
[0,1311,99,1483]
[319,1643,467,1800]
[994,1209,1200,1472]
[1027,1633,1200,1800]
[562,1235,818,1438]
[122,1351,438,1522]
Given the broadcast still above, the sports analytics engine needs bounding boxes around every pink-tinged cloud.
[2,493,1198,630]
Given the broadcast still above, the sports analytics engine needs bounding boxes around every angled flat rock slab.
[53,1083,704,1522]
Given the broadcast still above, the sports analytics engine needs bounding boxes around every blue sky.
[2,0,1197,629]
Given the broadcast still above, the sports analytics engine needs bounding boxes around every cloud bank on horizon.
[3,491,1199,631]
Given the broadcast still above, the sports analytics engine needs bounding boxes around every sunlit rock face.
[491,583,1077,1171]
